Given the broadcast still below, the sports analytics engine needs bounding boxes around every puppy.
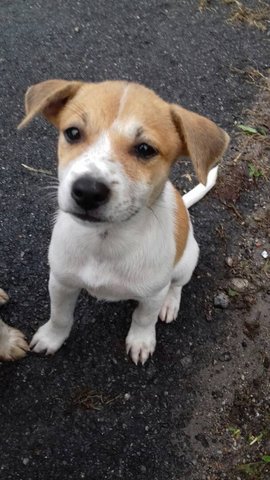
[19,80,229,364]
[0,288,29,361]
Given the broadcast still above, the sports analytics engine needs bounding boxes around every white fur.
[112,118,142,138]
[30,178,202,363]
[58,132,152,223]
[31,153,216,365]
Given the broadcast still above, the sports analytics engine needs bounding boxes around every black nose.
[71,176,110,210]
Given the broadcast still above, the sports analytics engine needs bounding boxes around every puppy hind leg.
[30,273,80,355]
[160,231,200,324]
[126,285,169,365]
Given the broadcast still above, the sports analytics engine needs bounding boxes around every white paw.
[0,320,29,361]
[30,320,70,355]
[126,324,156,365]
[159,287,181,323]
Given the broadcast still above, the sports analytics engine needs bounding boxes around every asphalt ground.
[0,1,269,479]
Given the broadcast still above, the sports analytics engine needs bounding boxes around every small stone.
[212,390,223,399]
[219,351,232,362]
[74,26,80,32]
[225,256,233,267]
[263,355,270,370]
[214,292,229,309]
[180,355,192,368]
[195,433,209,448]
[231,278,249,293]
[22,458,29,466]
[261,250,268,259]
[244,295,256,306]
[124,393,131,401]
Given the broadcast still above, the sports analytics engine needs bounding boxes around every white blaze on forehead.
[112,118,142,139]
[117,84,130,117]
[112,84,142,139]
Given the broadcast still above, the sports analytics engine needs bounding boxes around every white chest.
[49,209,175,302]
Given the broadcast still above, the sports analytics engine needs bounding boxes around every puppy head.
[19,79,229,224]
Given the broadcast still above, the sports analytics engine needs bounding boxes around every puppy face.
[55,82,181,223]
[19,80,229,224]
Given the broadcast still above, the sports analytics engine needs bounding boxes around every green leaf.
[248,163,263,179]
[256,126,268,136]
[228,288,239,297]
[238,124,259,135]
[249,432,263,445]
[228,426,241,437]
[262,456,270,463]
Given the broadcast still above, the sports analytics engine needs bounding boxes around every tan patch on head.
[19,79,229,195]
[108,83,182,203]
[56,81,128,167]
[173,187,189,264]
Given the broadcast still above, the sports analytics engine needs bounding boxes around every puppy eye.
[64,127,81,143]
[134,143,158,159]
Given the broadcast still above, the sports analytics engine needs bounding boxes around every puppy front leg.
[30,273,80,355]
[126,286,169,365]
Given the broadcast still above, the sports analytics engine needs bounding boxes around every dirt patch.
[186,293,270,480]
[216,74,270,292]
[186,77,270,479]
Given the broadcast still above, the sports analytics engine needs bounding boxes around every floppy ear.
[18,79,82,129]
[171,104,230,185]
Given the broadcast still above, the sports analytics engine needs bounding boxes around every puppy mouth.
[71,211,104,223]
[62,205,141,224]
[62,208,105,223]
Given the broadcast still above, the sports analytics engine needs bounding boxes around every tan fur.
[173,188,189,264]
[0,289,29,361]
[18,79,229,189]
[109,84,182,203]
[18,79,83,129]
[171,104,230,185]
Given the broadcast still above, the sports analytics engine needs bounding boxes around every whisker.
[40,185,59,191]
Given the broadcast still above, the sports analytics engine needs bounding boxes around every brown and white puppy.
[19,80,229,364]
[0,288,28,361]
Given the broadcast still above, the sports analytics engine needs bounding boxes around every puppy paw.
[0,288,9,306]
[0,320,29,361]
[159,287,181,323]
[126,324,156,365]
[30,320,69,355]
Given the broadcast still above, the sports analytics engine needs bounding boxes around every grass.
[248,163,263,179]
[72,387,122,411]
[227,421,270,478]
[199,1,270,32]
[237,456,270,478]
[198,0,210,11]
[230,66,270,92]
[225,0,270,32]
